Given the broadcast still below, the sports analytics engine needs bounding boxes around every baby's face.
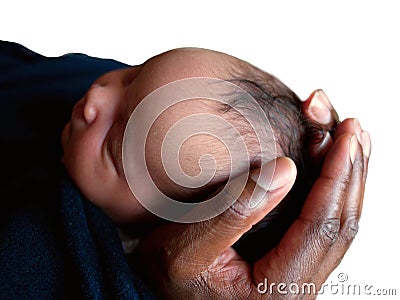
[62,48,239,223]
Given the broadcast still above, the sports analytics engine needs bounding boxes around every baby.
[62,48,324,262]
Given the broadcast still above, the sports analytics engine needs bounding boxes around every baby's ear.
[303,89,339,127]
[302,89,339,163]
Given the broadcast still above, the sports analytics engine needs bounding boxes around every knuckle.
[341,217,359,243]
[200,269,253,300]
[158,246,193,282]
[226,199,252,220]
[214,203,249,235]
[228,201,250,219]
[219,184,254,221]
[336,174,351,196]
[317,218,341,244]
[160,247,181,280]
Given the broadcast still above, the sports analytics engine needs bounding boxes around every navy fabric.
[0,41,156,299]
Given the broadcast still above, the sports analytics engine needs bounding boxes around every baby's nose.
[83,84,108,124]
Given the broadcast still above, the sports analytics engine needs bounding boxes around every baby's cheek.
[62,133,102,196]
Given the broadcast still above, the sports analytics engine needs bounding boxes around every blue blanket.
[0,41,156,299]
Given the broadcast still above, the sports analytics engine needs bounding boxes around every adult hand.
[302,90,370,194]
[134,114,371,299]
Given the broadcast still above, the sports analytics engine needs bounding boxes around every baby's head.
[62,48,322,261]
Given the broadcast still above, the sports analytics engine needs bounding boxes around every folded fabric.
[0,41,156,299]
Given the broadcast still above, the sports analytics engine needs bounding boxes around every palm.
[136,119,369,300]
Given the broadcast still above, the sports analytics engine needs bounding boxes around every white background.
[2,0,399,298]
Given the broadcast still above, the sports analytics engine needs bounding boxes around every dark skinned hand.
[134,90,371,299]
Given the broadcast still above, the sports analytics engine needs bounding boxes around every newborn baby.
[62,48,324,262]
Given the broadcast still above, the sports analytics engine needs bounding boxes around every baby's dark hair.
[222,63,325,262]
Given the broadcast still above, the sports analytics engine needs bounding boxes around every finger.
[360,130,371,182]
[334,120,371,206]
[178,158,297,268]
[341,139,363,224]
[333,118,362,180]
[311,136,367,286]
[333,118,371,171]
[333,118,357,139]
[359,130,371,213]
[254,133,355,285]
[301,133,355,223]
[332,118,366,185]
[308,125,371,287]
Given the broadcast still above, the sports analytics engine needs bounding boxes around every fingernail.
[350,135,358,164]
[249,159,277,208]
[249,158,296,208]
[353,119,362,143]
[249,162,272,192]
[251,158,295,191]
[361,131,371,158]
[248,185,267,208]
[309,89,333,125]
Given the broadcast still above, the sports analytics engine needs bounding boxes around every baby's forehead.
[148,47,241,79]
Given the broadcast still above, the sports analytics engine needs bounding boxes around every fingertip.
[361,131,371,158]
[269,157,297,191]
[248,157,296,209]
[320,133,355,176]
[250,157,296,190]
[280,156,297,178]
[333,118,359,141]
[350,135,358,165]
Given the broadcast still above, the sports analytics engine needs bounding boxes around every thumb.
[196,157,297,262]
[152,157,297,273]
